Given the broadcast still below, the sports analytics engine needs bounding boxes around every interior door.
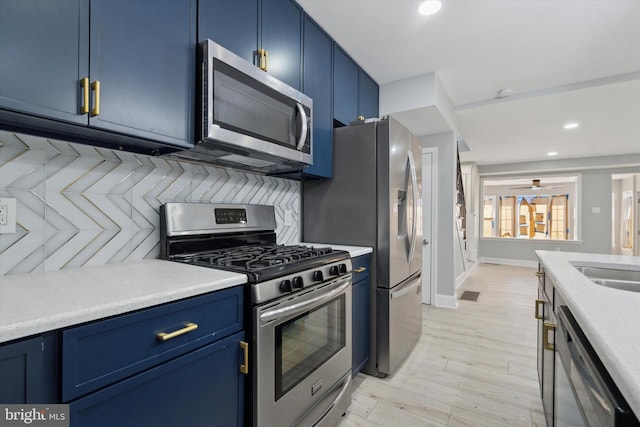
[421,149,434,304]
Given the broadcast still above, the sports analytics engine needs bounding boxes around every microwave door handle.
[295,103,308,150]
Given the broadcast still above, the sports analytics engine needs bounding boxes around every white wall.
[421,131,458,307]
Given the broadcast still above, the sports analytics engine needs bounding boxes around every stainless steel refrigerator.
[303,116,423,377]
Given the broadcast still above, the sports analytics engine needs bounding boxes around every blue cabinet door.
[0,0,88,125]
[261,0,302,90]
[198,0,259,64]
[69,331,245,427]
[88,0,195,148]
[351,254,371,376]
[0,334,58,404]
[333,45,359,126]
[359,69,379,120]
[302,16,333,179]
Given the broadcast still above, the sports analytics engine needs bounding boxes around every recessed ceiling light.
[563,122,579,129]
[418,0,442,16]
[547,151,558,156]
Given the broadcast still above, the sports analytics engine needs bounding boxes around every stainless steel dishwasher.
[555,306,639,426]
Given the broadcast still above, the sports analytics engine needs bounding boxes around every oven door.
[254,275,352,427]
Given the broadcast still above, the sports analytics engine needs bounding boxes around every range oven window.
[274,295,346,400]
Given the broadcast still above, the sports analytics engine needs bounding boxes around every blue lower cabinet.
[69,331,245,427]
[0,333,58,404]
[351,254,371,376]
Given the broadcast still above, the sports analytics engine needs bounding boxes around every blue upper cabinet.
[89,0,196,147]
[261,0,303,90]
[199,0,302,91]
[198,0,259,64]
[333,45,359,126]
[302,16,333,179]
[333,45,379,126]
[359,69,379,120]
[0,0,195,151]
[0,0,89,125]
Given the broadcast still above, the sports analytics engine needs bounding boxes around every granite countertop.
[299,242,373,258]
[536,250,640,417]
[0,259,247,344]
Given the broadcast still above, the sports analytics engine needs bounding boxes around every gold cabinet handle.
[257,49,268,71]
[240,340,249,374]
[91,80,100,116]
[535,271,543,277]
[354,267,367,273]
[543,322,556,351]
[535,299,544,320]
[156,322,198,342]
[80,77,89,114]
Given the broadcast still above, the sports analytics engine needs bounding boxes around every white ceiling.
[298,0,640,166]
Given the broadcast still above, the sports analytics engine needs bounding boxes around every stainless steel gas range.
[159,203,352,427]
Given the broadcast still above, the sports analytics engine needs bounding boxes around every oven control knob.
[338,263,347,274]
[329,265,339,276]
[279,279,293,293]
[292,276,304,289]
[312,270,324,281]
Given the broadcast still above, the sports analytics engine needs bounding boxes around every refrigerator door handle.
[390,274,421,299]
[407,151,418,263]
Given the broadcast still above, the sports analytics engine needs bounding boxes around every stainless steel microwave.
[166,39,312,174]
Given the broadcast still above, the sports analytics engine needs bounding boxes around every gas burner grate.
[186,244,335,273]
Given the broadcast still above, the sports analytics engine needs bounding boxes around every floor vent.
[460,291,480,302]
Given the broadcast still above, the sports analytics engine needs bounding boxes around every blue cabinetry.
[333,46,379,126]
[351,254,371,376]
[359,69,380,121]
[302,16,333,179]
[62,286,246,427]
[0,333,58,404]
[0,0,195,152]
[199,0,302,90]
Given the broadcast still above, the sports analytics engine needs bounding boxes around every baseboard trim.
[478,257,538,268]
[435,293,458,309]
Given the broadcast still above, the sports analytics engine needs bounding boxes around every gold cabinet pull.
[81,77,89,114]
[535,299,544,320]
[543,322,556,351]
[156,322,198,342]
[535,271,543,277]
[91,80,100,116]
[240,340,249,374]
[353,267,367,273]
[258,49,268,71]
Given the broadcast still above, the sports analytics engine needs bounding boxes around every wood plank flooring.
[337,263,546,427]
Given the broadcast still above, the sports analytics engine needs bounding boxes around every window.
[482,176,578,241]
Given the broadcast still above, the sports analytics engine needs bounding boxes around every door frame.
[421,147,437,305]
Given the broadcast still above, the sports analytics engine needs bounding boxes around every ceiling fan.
[509,179,562,190]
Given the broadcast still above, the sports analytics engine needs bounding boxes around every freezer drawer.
[376,272,422,376]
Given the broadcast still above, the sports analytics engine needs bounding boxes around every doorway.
[422,148,437,304]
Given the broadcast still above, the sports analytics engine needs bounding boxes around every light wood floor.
[337,263,546,427]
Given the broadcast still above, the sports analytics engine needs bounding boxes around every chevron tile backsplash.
[0,131,300,276]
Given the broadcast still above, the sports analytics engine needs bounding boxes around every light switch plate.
[0,198,17,233]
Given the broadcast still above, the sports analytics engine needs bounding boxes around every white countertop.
[0,259,247,344]
[536,250,640,416]
[299,242,373,258]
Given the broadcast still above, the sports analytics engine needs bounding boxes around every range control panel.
[214,208,247,224]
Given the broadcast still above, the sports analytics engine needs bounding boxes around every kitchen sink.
[571,264,640,292]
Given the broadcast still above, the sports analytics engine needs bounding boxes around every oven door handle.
[260,276,351,323]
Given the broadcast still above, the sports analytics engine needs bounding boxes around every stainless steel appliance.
[166,39,313,174]
[303,116,423,377]
[556,305,639,426]
[159,203,352,427]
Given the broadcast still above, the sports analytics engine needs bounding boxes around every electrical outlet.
[0,198,17,233]
[284,209,292,227]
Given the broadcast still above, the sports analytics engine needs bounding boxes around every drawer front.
[537,265,554,307]
[69,331,245,427]
[352,254,371,284]
[62,286,243,402]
